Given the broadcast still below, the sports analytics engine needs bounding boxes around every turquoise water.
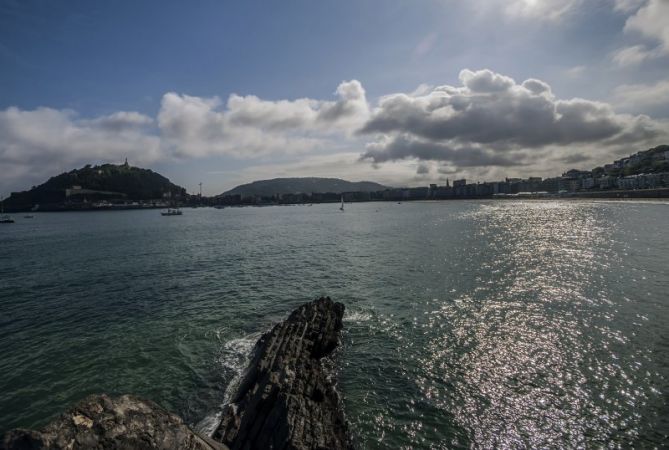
[0,201,667,448]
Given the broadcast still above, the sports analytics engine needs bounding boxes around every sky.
[1,0,668,195]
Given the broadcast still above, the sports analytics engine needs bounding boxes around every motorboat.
[161,208,183,216]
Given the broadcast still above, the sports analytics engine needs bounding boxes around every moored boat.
[161,208,183,216]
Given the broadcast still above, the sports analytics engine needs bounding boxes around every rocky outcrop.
[1,394,226,450]
[1,297,351,450]
[213,296,352,450]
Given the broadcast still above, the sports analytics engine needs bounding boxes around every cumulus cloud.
[363,135,521,167]
[613,0,669,66]
[0,107,160,192]
[614,79,669,114]
[1,70,666,195]
[158,80,368,158]
[82,111,154,131]
[360,69,666,169]
[0,81,369,193]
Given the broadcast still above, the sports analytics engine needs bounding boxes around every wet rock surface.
[1,394,226,450]
[213,296,352,450]
[1,297,351,450]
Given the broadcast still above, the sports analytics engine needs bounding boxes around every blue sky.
[1,0,668,195]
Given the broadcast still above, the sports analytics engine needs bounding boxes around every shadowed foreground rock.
[1,394,226,450]
[1,297,351,450]
[213,296,352,450]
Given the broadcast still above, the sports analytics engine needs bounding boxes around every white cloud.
[1,71,666,195]
[0,107,160,193]
[359,69,667,173]
[613,0,669,66]
[158,80,369,159]
[614,79,669,112]
[613,0,646,12]
[0,81,369,193]
[564,65,586,78]
[471,0,583,22]
[505,0,582,21]
[612,44,661,65]
[82,111,154,131]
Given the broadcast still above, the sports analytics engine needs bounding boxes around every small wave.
[345,310,373,323]
[195,332,261,436]
[591,199,669,206]
[196,412,223,437]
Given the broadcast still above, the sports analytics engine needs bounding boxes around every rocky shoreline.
[1,297,351,450]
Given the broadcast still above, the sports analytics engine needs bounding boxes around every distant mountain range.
[4,162,186,210]
[221,177,388,197]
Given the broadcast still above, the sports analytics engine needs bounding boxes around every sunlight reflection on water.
[1,201,667,448]
[341,201,667,448]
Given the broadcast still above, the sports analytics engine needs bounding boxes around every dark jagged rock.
[213,297,352,450]
[1,298,350,450]
[1,394,227,450]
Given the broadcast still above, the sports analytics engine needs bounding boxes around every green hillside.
[4,163,186,210]
[222,177,388,197]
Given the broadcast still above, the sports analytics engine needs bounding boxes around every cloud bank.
[1,69,666,194]
[360,69,664,167]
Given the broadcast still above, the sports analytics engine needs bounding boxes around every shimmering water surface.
[1,201,667,448]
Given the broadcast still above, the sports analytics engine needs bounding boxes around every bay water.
[1,200,667,448]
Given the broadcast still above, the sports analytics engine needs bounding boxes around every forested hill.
[4,163,186,209]
[222,177,388,197]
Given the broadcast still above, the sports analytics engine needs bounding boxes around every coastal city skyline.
[1,1,669,195]
[2,144,667,213]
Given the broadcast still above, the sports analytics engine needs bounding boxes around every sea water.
[0,200,667,447]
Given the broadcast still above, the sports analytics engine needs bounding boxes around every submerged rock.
[1,394,226,450]
[213,296,352,450]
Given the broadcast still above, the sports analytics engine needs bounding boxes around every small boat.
[161,208,183,216]
[339,195,344,211]
[24,215,34,219]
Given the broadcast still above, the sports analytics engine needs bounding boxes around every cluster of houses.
[424,147,669,199]
[214,147,669,205]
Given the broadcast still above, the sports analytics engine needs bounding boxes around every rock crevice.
[213,296,352,450]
